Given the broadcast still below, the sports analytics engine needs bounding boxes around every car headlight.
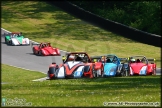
[109,72,114,75]
[109,67,116,72]
[108,67,116,75]
[74,71,83,77]
[140,66,147,74]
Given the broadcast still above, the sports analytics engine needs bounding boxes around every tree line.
[68,1,161,35]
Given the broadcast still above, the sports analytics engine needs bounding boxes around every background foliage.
[68,1,161,35]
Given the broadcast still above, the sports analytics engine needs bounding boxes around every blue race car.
[102,54,128,77]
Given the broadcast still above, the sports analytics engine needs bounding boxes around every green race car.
[4,32,30,45]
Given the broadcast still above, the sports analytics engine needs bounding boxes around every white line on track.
[32,77,48,81]
[3,64,46,74]
[1,28,11,33]
[1,82,11,84]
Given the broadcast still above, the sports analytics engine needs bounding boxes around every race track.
[1,28,67,74]
[1,28,161,75]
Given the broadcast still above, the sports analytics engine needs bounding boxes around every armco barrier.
[45,1,161,47]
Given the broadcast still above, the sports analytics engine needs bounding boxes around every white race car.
[4,32,30,45]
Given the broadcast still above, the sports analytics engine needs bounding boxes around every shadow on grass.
[2,1,64,22]
[27,76,161,90]
[71,77,160,90]
[27,22,132,42]
[2,1,134,42]
[2,76,160,100]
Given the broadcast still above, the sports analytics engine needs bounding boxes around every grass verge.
[2,64,161,107]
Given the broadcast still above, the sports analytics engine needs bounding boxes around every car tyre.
[120,65,126,77]
[8,40,11,45]
[10,41,14,46]
[48,66,58,80]
[32,48,36,55]
[38,50,42,56]
[97,69,103,77]
[92,66,97,78]
[5,38,7,44]
[153,68,156,75]
[101,67,105,77]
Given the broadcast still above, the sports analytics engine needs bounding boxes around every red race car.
[47,52,104,79]
[128,55,156,75]
[32,42,60,56]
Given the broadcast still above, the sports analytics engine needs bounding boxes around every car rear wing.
[7,32,22,36]
[119,58,128,63]
[3,32,11,37]
[11,32,22,34]
[30,42,40,47]
[31,42,40,45]
[147,59,156,63]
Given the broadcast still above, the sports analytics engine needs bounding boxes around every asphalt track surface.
[1,28,161,75]
[1,28,67,74]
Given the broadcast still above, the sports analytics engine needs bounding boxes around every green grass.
[1,1,161,68]
[2,64,161,107]
[1,1,161,107]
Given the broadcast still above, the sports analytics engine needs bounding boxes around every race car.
[128,55,156,75]
[101,54,129,77]
[90,56,106,77]
[47,52,104,79]
[4,32,30,45]
[32,42,60,56]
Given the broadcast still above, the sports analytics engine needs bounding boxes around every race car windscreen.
[130,56,148,64]
[66,53,90,62]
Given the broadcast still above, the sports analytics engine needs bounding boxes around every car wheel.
[92,66,97,78]
[101,72,104,77]
[101,67,105,77]
[48,66,57,79]
[123,68,128,77]
[120,71,124,77]
[8,40,11,45]
[10,41,14,46]
[5,38,7,43]
[120,66,126,77]
[38,50,42,56]
[32,48,36,55]
[125,69,129,76]
[153,68,156,75]
[96,69,102,77]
